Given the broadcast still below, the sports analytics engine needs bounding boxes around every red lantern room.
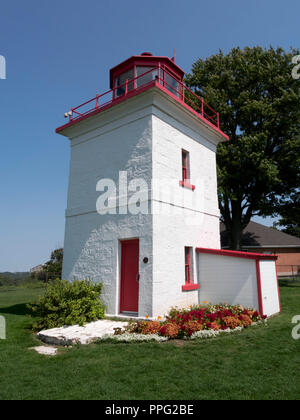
[109,52,185,99]
[56,51,228,140]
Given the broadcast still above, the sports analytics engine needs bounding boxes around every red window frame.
[179,150,195,191]
[182,247,199,291]
[182,150,188,181]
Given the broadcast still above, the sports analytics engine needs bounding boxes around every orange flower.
[157,316,162,320]
[140,321,161,335]
[145,315,149,319]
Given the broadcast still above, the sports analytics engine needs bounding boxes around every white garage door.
[259,260,280,317]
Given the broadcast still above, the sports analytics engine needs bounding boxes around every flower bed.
[99,304,267,343]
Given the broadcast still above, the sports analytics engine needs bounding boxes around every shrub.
[28,279,105,330]
[181,320,204,336]
[139,321,162,335]
[209,321,221,331]
[223,316,243,329]
[159,322,179,338]
[122,320,147,334]
[238,314,253,327]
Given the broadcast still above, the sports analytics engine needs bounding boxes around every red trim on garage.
[274,262,282,314]
[196,247,278,261]
[197,247,280,317]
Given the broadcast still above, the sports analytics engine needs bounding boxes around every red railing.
[63,66,220,129]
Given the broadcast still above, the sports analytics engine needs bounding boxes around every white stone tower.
[56,52,228,318]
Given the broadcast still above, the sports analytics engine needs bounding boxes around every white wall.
[151,96,222,317]
[62,96,154,317]
[196,253,259,310]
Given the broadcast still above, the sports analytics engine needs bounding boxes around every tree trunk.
[229,220,243,250]
[228,200,243,251]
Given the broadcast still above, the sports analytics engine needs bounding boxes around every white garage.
[196,248,281,317]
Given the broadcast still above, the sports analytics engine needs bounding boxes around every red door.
[120,239,139,313]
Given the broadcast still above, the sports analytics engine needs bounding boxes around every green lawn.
[0,282,300,400]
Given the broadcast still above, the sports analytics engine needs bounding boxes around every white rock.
[37,320,128,346]
[31,346,58,356]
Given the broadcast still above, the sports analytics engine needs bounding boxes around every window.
[179,150,195,190]
[115,68,134,98]
[185,247,192,284]
[136,66,158,88]
[164,72,179,97]
[182,247,198,291]
[182,150,189,182]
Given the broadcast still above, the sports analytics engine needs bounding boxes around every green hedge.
[28,279,105,330]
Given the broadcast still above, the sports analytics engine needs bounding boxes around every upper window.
[180,149,195,191]
[164,72,179,97]
[182,150,190,182]
[136,66,158,88]
[115,68,134,97]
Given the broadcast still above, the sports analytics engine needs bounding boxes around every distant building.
[221,221,300,277]
[30,265,44,274]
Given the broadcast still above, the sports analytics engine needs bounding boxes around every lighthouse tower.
[56,52,228,318]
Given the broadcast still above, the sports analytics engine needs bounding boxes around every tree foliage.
[276,192,300,238]
[31,248,63,282]
[185,46,300,249]
[43,248,63,277]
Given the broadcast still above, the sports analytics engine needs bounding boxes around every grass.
[0,281,300,400]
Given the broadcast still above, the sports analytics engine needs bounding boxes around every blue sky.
[0,0,299,272]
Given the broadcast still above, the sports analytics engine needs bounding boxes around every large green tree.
[277,192,300,238]
[185,46,300,249]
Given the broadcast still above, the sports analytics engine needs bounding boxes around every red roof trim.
[196,247,278,261]
[157,83,229,140]
[56,81,229,140]
[56,81,156,133]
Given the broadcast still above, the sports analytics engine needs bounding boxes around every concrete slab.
[37,319,128,346]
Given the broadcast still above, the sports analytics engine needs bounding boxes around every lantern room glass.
[115,68,134,97]
[136,66,158,88]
